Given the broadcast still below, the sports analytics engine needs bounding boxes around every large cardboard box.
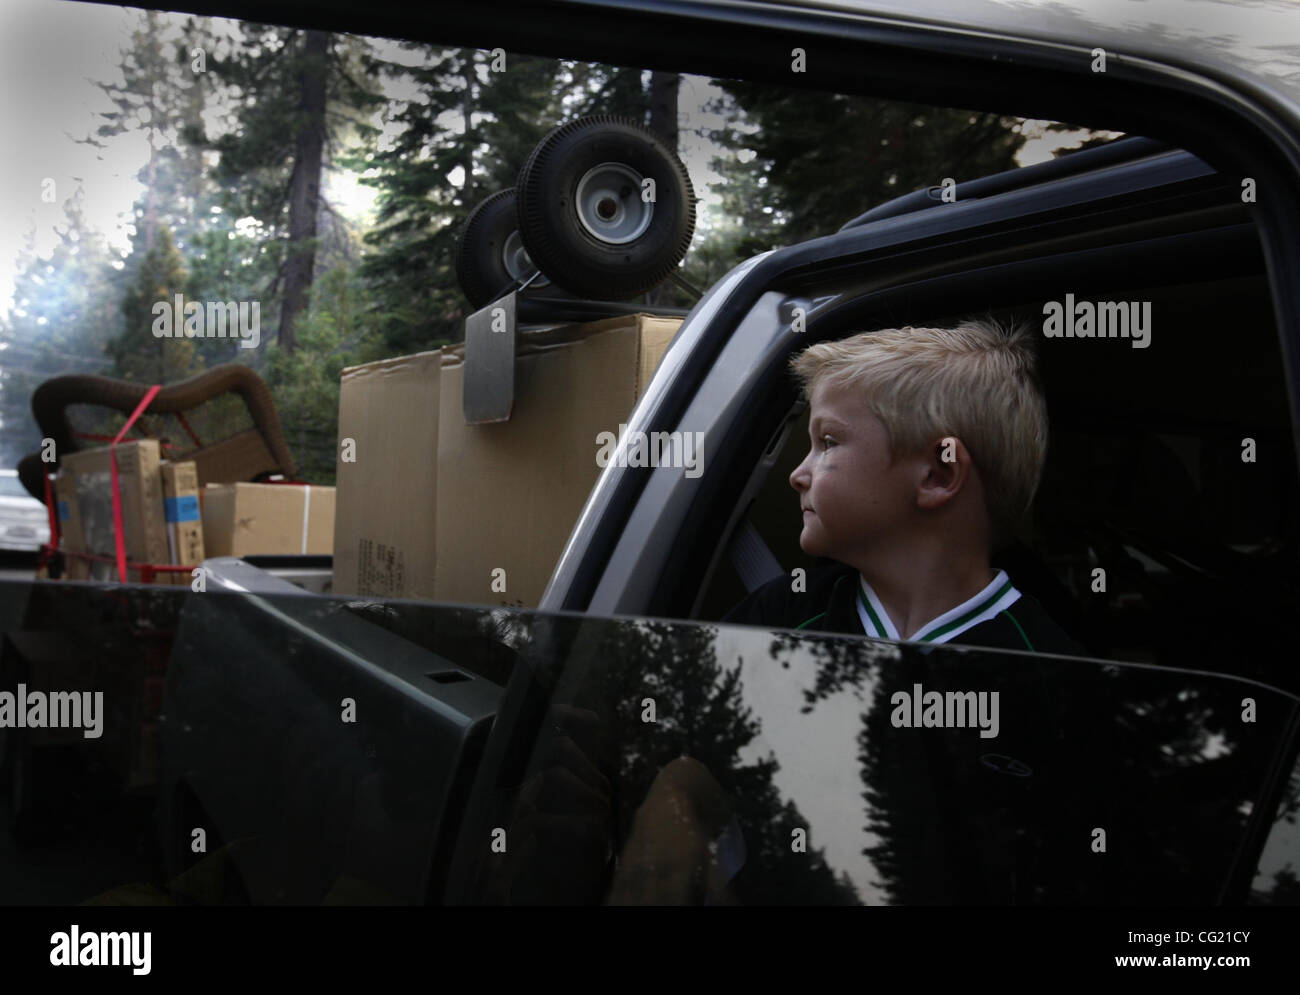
[202,482,336,557]
[333,314,680,607]
[162,461,205,586]
[59,440,169,583]
[333,351,441,601]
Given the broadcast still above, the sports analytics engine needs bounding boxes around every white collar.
[855,569,1022,644]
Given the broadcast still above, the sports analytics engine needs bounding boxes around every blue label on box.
[57,500,69,522]
[164,495,200,523]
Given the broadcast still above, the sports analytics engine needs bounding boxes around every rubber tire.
[515,116,696,300]
[455,189,526,310]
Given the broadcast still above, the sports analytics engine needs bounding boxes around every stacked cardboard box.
[58,440,170,583]
[201,482,335,557]
[162,461,205,586]
[332,313,680,608]
[55,441,340,580]
[53,470,89,581]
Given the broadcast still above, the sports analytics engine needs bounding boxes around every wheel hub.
[501,230,549,287]
[574,162,653,245]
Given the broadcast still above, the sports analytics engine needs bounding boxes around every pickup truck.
[4,0,1300,907]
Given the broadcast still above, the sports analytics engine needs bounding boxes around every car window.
[0,475,33,500]
[2,578,512,903]
[445,611,1298,905]
[1250,747,1300,904]
[691,261,1295,697]
[0,2,1123,613]
[8,577,1290,905]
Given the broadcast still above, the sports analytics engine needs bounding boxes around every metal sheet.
[464,292,517,424]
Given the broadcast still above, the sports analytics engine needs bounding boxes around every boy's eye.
[820,435,836,450]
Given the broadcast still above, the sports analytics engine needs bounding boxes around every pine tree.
[263,264,386,484]
[195,23,382,353]
[82,11,218,258]
[477,52,567,194]
[356,45,484,352]
[110,226,201,384]
[563,63,649,120]
[355,45,567,352]
[708,83,1028,252]
[79,11,247,372]
[355,50,682,350]
[0,195,119,468]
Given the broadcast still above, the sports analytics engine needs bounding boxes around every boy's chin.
[798,530,826,557]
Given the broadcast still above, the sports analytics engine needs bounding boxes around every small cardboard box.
[161,461,205,586]
[54,471,89,581]
[333,313,680,607]
[202,482,336,557]
[60,440,169,583]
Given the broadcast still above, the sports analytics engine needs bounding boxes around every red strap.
[111,385,161,583]
[57,548,194,573]
[78,431,178,452]
[175,410,203,448]
[42,469,59,548]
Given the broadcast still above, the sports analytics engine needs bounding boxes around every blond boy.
[725,318,1081,653]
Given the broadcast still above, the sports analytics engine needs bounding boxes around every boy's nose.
[790,456,810,492]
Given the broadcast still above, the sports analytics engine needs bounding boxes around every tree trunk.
[645,71,680,309]
[142,15,162,254]
[279,29,329,355]
[462,50,476,210]
[144,137,158,254]
[647,70,679,148]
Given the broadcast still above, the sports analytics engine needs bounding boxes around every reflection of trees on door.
[579,618,860,904]
[777,628,1285,904]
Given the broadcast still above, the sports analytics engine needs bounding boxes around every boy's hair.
[789,317,1049,541]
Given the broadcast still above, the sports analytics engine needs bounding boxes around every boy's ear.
[915,435,972,510]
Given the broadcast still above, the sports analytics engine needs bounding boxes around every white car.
[0,468,50,552]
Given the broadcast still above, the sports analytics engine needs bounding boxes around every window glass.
[1249,747,1300,904]
[454,610,1296,905]
[2,538,1295,905]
